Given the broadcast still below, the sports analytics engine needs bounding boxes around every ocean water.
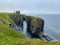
[26,14,60,40]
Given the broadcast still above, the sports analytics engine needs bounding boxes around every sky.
[0,0,60,14]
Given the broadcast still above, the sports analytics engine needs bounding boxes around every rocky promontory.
[10,11,44,37]
[25,16,44,36]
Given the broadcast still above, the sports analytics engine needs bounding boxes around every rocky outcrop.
[10,12,44,37]
[25,16,44,36]
[10,14,24,27]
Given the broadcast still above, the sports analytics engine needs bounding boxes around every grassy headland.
[0,12,60,45]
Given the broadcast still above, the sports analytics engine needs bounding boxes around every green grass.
[0,12,60,45]
[0,13,14,25]
[26,16,44,21]
[0,13,26,45]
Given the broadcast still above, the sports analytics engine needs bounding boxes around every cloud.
[0,0,60,14]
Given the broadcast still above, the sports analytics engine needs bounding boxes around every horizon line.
[0,10,60,14]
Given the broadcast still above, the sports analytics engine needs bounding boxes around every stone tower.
[16,10,20,14]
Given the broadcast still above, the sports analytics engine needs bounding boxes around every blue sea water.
[26,14,60,40]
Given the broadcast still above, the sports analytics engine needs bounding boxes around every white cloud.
[7,0,13,3]
[0,0,12,3]
[0,0,60,14]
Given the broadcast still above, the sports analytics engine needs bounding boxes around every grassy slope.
[0,12,60,45]
[0,13,26,45]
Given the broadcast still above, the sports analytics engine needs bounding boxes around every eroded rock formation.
[10,14,24,27]
[25,16,44,36]
[10,11,44,37]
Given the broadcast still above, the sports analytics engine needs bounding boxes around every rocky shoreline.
[10,11,58,42]
[10,11,44,37]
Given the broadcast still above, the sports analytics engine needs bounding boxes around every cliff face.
[25,16,44,36]
[25,16,32,33]
[10,14,24,27]
[11,14,44,36]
